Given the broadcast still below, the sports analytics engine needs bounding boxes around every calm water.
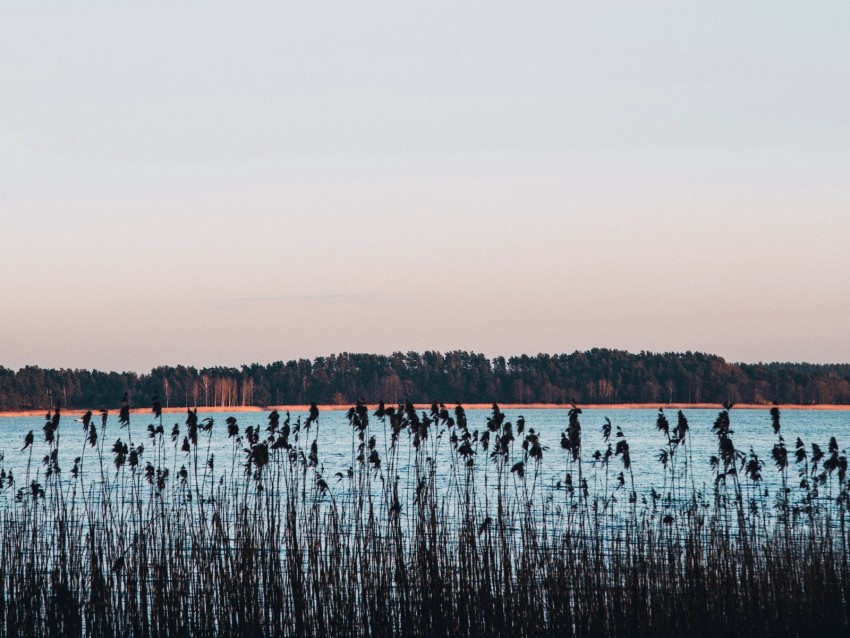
[1,407,847,508]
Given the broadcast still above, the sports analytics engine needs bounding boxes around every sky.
[1,1,849,372]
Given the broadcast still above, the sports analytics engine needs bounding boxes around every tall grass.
[0,400,847,637]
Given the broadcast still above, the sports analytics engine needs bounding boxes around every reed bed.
[0,399,847,637]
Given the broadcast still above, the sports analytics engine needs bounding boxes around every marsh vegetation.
[0,399,847,636]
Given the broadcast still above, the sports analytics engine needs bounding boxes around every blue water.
[1,407,847,511]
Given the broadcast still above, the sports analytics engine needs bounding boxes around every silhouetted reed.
[0,400,847,636]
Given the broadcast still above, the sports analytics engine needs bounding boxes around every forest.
[1,349,849,411]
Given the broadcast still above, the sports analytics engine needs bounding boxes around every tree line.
[1,349,850,411]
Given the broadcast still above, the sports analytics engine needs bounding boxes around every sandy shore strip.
[0,405,265,418]
[268,403,850,412]
[2,402,849,418]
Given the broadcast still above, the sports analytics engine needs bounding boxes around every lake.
[1,406,847,511]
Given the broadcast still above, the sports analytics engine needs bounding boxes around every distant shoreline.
[1,402,849,418]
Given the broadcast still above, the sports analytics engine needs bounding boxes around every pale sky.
[1,2,849,371]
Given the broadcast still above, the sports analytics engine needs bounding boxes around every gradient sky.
[2,2,849,372]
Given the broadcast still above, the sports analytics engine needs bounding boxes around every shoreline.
[1,402,849,418]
